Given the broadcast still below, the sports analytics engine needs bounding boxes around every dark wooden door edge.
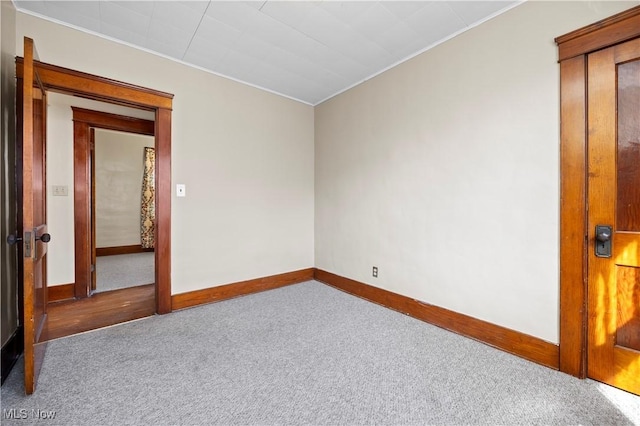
[555,5,640,379]
[1,326,24,385]
[314,269,560,370]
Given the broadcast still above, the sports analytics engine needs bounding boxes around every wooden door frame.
[16,58,173,314]
[71,107,155,298]
[555,5,640,378]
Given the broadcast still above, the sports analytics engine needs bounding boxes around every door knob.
[596,230,611,242]
[595,225,612,257]
[6,234,22,245]
[36,233,51,243]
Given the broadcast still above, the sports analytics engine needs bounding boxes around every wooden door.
[20,37,50,395]
[587,37,640,395]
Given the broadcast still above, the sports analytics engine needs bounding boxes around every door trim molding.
[17,58,173,314]
[555,5,640,378]
[16,59,172,110]
[96,245,154,257]
[315,269,559,369]
[47,283,75,303]
[72,108,154,299]
[555,5,640,62]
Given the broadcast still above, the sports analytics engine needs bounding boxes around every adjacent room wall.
[18,13,315,294]
[315,1,637,344]
[1,0,18,348]
[46,92,155,286]
[95,129,155,249]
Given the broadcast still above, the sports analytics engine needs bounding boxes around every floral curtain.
[140,147,155,249]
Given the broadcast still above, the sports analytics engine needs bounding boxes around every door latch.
[595,225,612,258]
[24,231,32,258]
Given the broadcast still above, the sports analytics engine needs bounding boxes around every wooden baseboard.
[1,326,24,385]
[172,268,315,311]
[96,245,154,257]
[314,269,559,370]
[48,283,75,303]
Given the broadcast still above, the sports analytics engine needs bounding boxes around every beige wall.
[15,1,637,344]
[95,129,154,249]
[315,1,637,344]
[18,13,315,294]
[46,92,155,286]
[1,0,17,346]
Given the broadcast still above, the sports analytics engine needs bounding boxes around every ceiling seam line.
[253,5,372,71]
[181,1,212,61]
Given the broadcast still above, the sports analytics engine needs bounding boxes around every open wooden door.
[587,37,640,395]
[19,37,50,395]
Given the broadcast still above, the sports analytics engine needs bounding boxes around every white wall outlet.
[52,185,68,196]
[176,184,186,197]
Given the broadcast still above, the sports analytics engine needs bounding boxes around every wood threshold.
[96,245,154,257]
[47,283,75,303]
[41,284,155,342]
[315,269,559,370]
[172,268,315,311]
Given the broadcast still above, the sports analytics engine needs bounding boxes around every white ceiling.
[14,1,521,105]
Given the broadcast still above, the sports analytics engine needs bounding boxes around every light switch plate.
[176,184,186,197]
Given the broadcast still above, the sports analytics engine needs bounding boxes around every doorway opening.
[93,128,155,294]
[16,57,173,316]
[70,106,156,298]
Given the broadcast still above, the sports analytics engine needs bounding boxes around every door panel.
[21,37,49,395]
[616,60,640,231]
[587,38,640,395]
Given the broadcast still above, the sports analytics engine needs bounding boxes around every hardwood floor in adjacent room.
[41,284,155,341]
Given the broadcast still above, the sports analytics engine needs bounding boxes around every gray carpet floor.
[95,252,154,293]
[2,281,639,425]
